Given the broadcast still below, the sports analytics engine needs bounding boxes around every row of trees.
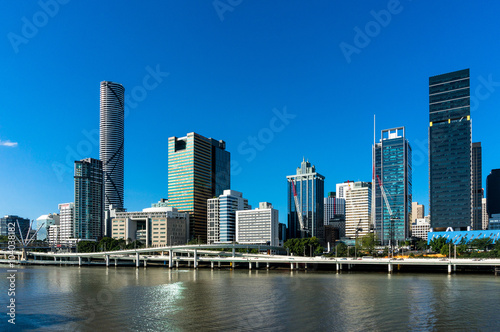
[429,237,500,257]
[284,237,324,256]
[77,237,144,253]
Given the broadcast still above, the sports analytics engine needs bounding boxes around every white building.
[336,181,355,199]
[345,182,372,239]
[47,225,61,246]
[482,198,488,230]
[236,202,279,247]
[411,218,431,240]
[111,206,189,247]
[58,203,75,246]
[207,190,250,244]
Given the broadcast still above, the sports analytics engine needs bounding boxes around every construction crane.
[354,218,363,259]
[376,175,395,257]
[291,179,308,236]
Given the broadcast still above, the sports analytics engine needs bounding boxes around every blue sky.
[1,1,500,225]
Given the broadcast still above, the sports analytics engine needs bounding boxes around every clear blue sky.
[2,1,500,225]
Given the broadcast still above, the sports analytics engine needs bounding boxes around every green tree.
[470,238,493,252]
[334,243,348,257]
[440,243,450,256]
[77,241,97,253]
[415,239,427,252]
[360,233,377,255]
[429,237,448,253]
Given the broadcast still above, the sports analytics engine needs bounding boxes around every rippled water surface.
[2,265,500,331]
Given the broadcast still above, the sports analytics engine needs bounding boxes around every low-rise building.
[236,202,279,246]
[411,218,431,240]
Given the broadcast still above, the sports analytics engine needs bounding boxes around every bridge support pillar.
[249,262,252,270]
[305,263,308,270]
[105,255,109,267]
[78,257,82,266]
[336,263,339,271]
[256,262,259,269]
[188,252,191,267]
[295,263,299,269]
[144,259,147,268]
[266,262,269,270]
[453,265,456,272]
[176,260,179,268]
[448,264,452,274]
[115,259,117,266]
[54,256,57,262]
[169,250,173,268]
[211,261,214,269]
[388,263,393,273]
[136,252,140,268]
[290,263,294,270]
[232,247,235,257]
[218,261,221,268]
[194,249,198,268]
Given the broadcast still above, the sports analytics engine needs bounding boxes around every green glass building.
[168,132,230,242]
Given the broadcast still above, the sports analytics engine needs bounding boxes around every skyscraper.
[373,127,412,245]
[287,158,325,239]
[345,181,372,239]
[486,169,500,217]
[207,190,250,244]
[324,192,345,225]
[100,81,125,212]
[74,158,104,240]
[59,202,74,245]
[471,142,483,230]
[168,132,230,242]
[429,69,471,231]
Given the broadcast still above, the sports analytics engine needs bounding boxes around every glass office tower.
[168,132,230,242]
[471,142,483,230]
[286,158,325,239]
[429,69,471,231]
[373,127,412,245]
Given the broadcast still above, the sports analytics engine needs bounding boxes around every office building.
[411,203,425,221]
[489,214,500,230]
[100,81,125,212]
[286,158,325,239]
[336,181,355,199]
[411,218,431,241]
[59,203,75,245]
[373,127,412,245]
[207,190,250,244]
[236,202,279,246]
[74,158,104,240]
[324,192,345,225]
[345,181,372,239]
[0,215,30,240]
[482,198,488,230]
[168,132,230,242]
[111,205,189,247]
[487,169,500,217]
[471,142,483,230]
[429,69,472,231]
[36,213,60,242]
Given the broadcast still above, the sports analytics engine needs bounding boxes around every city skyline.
[2,2,500,225]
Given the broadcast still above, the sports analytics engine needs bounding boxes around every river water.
[1,265,500,331]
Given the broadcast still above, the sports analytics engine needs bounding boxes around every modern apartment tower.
[345,181,372,238]
[59,202,74,245]
[287,158,325,239]
[486,169,500,218]
[373,127,412,245]
[207,190,250,244]
[100,81,125,212]
[429,69,472,231]
[471,142,483,230]
[74,158,104,240]
[168,132,230,242]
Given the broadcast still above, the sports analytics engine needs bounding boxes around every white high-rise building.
[207,190,250,244]
[59,203,75,245]
[482,198,488,230]
[236,202,279,246]
[100,81,125,212]
[411,218,431,240]
[345,182,372,239]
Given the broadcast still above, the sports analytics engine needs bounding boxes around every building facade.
[471,142,483,230]
[0,215,30,240]
[207,190,250,244]
[345,181,372,239]
[411,218,431,241]
[324,192,345,225]
[486,169,500,218]
[373,127,412,245]
[59,203,75,245]
[100,81,125,212]
[287,158,325,239]
[482,198,489,230]
[168,132,230,242]
[111,206,189,247]
[336,181,355,199]
[429,69,472,231]
[74,158,104,240]
[36,213,60,242]
[236,202,279,247]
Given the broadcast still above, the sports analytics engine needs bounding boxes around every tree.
[360,233,377,255]
[429,237,448,253]
[416,239,428,252]
[284,237,324,256]
[470,238,493,252]
[440,243,450,256]
[335,243,348,257]
[77,241,97,253]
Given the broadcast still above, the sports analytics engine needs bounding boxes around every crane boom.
[291,179,306,230]
[376,175,393,216]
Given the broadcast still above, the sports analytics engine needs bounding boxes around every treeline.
[429,237,500,258]
[77,237,144,253]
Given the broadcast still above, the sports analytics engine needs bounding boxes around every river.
[1,265,499,331]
